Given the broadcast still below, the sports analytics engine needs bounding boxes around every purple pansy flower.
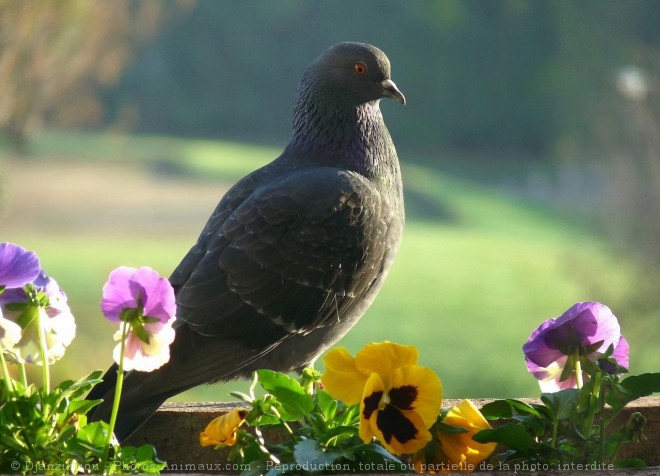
[523,302,629,392]
[102,266,176,324]
[101,266,177,372]
[0,242,41,290]
[0,272,76,365]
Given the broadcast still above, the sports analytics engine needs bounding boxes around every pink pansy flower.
[101,266,176,372]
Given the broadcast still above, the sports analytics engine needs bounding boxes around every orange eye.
[353,62,367,76]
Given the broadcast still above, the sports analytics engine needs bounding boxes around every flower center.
[379,392,391,411]
[389,385,417,410]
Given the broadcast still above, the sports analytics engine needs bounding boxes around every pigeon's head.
[305,42,405,107]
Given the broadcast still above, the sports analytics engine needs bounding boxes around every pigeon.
[88,42,406,441]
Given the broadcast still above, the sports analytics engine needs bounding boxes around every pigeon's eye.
[353,62,367,76]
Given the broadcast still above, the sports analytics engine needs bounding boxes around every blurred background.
[1,0,659,400]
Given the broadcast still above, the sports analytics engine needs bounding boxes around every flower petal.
[359,372,385,444]
[0,243,41,289]
[116,322,176,372]
[443,399,492,434]
[0,313,23,354]
[102,266,143,322]
[523,319,569,369]
[547,302,620,354]
[101,266,176,324]
[527,356,583,392]
[371,406,432,456]
[434,400,497,469]
[355,341,418,389]
[392,365,442,429]
[321,347,369,405]
[199,409,246,447]
[612,335,630,370]
[3,297,76,365]
[132,267,176,323]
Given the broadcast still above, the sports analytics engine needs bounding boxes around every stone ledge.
[124,397,660,473]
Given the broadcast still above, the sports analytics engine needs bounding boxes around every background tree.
[0,0,183,150]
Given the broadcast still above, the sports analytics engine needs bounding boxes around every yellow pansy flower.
[199,409,247,448]
[414,399,497,473]
[322,341,442,456]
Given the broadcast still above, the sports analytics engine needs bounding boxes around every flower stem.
[19,362,28,388]
[609,415,626,461]
[101,321,129,474]
[0,352,14,394]
[596,373,607,462]
[574,353,583,389]
[36,308,50,392]
[581,369,601,438]
[270,406,295,437]
[598,411,607,462]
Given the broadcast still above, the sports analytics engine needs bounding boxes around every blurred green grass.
[1,131,657,401]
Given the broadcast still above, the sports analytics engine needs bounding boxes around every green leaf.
[511,414,546,436]
[577,383,599,416]
[230,391,254,403]
[319,425,360,442]
[582,340,605,355]
[559,353,577,383]
[256,370,314,420]
[613,458,646,468]
[620,373,660,400]
[14,303,38,329]
[541,389,580,419]
[358,443,406,468]
[117,445,137,459]
[248,395,284,425]
[315,390,338,419]
[120,307,139,323]
[135,444,166,472]
[59,370,104,400]
[473,424,533,451]
[66,399,101,416]
[77,421,109,447]
[294,438,347,468]
[130,319,151,344]
[307,411,329,434]
[435,420,469,434]
[479,399,541,420]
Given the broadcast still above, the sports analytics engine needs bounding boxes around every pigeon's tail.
[88,357,237,441]
[86,365,174,442]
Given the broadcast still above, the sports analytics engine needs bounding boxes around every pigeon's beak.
[381,79,406,105]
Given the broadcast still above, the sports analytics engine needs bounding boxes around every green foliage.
[0,263,168,474]
[0,371,165,475]
[473,360,660,469]
[226,370,407,475]
[0,372,103,472]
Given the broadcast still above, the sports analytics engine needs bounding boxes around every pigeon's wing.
[169,169,264,290]
[172,166,392,341]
